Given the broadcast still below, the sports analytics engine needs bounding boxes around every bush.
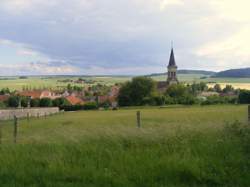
[177,94,198,105]
[165,84,188,98]
[7,96,19,107]
[238,90,250,104]
[40,98,53,107]
[0,101,6,108]
[21,96,28,107]
[53,98,70,107]
[201,95,237,105]
[61,105,83,111]
[83,102,98,110]
[31,98,40,107]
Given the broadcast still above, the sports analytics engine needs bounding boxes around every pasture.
[1,74,250,91]
[0,105,250,186]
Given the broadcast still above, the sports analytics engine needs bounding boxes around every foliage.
[0,88,11,95]
[165,84,188,98]
[0,101,6,108]
[188,82,208,95]
[0,106,249,186]
[222,85,234,93]
[7,96,19,107]
[214,84,222,93]
[118,77,156,106]
[39,98,53,107]
[83,102,98,110]
[238,90,250,104]
[202,95,237,105]
[31,98,40,107]
[52,97,70,107]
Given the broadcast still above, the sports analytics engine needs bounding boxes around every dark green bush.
[40,98,53,107]
[31,98,40,107]
[7,96,19,107]
[83,102,98,110]
[238,90,250,104]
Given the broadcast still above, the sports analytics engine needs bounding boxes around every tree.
[7,96,19,107]
[118,77,156,106]
[222,85,234,93]
[165,84,188,98]
[238,90,250,104]
[31,98,40,107]
[214,84,222,93]
[40,98,53,107]
[52,97,70,107]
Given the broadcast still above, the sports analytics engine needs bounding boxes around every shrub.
[238,90,250,104]
[53,98,70,107]
[31,98,40,107]
[0,101,6,108]
[7,96,19,107]
[40,98,53,107]
[83,102,98,110]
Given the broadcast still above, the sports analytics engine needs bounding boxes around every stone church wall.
[0,108,59,120]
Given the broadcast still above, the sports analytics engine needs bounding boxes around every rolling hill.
[214,68,250,78]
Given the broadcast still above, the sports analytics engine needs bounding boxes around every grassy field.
[0,105,250,186]
[1,74,250,91]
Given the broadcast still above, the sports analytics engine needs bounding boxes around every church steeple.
[168,48,176,67]
[167,47,178,85]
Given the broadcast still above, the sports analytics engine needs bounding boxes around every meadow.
[0,105,250,186]
[1,74,250,91]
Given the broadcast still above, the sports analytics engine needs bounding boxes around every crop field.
[1,74,250,90]
[0,105,250,186]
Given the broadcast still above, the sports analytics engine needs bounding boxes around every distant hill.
[148,69,215,77]
[214,68,250,78]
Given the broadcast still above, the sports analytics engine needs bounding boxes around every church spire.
[168,48,176,67]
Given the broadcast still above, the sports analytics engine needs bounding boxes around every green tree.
[214,84,222,93]
[7,96,19,107]
[52,98,70,107]
[238,90,250,104]
[223,85,234,93]
[31,98,40,107]
[40,98,53,107]
[165,84,188,98]
[118,77,156,106]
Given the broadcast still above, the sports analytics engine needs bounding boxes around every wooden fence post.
[14,115,18,144]
[27,113,30,122]
[137,111,141,128]
[248,105,250,124]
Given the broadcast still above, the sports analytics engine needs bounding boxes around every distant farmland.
[0,74,250,90]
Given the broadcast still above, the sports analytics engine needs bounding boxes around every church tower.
[167,48,178,85]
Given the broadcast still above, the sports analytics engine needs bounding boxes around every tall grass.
[0,105,249,186]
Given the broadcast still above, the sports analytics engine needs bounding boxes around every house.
[19,90,61,99]
[66,95,84,105]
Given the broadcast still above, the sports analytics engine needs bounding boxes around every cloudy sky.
[0,0,250,75]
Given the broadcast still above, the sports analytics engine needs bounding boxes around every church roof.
[168,48,176,67]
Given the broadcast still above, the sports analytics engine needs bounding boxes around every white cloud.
[159,0,184,10]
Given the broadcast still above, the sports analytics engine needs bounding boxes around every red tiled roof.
[66,95,84,105]
[19,91,42,99]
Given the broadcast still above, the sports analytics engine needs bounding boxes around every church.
[157,47,179,92]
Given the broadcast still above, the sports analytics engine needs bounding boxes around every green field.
[1,74,250,91]
[0,105,250,186]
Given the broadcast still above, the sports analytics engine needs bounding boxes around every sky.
[0,0,250,75]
